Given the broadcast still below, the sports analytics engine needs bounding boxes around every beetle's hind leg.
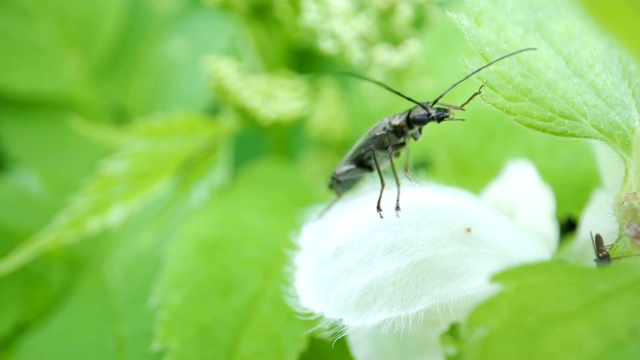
[316,193,341,220]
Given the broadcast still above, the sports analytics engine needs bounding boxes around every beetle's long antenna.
[339,72,433,114]
[430,47,536,107]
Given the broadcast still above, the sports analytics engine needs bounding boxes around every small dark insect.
[327,48,536,218]
[591,232,640,267]
[591,232,612,267]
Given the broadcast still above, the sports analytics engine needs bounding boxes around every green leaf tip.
[453,0,640,163]
[0,114,234,276]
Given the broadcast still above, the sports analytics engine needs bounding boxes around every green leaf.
[153,160,316,360]
[299,338,354,360]
[0,257,70,350]
[8,204,173,360]
[0,0,124,110]
[0,110,111,347]
[0,108,110,225]
[146,8,249,112]
[454,0,640,163]
[457,262,640,359]
[0,114,233,276]
[0,0,237,119]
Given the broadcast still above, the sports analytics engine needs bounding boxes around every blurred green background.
[0,0,639,359]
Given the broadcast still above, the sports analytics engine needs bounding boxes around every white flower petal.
[480,159,558,253]
[346,311,453,360]
[293,180,553,328]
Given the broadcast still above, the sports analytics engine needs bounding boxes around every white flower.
[291,159,557,359]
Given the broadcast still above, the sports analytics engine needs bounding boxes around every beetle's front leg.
[459,85,484,109]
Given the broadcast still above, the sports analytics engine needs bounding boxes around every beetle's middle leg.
[372,150,385,218]
[388,148,402,216]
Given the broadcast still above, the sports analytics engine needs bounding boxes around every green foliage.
[153,160,316,360]
[0,255,69,352]
[1,0,639,358]
[7,210,168,359]
[0,0,122,110]
[0,114,233,276]
[454,262,640,359]
[299,338,353,360]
